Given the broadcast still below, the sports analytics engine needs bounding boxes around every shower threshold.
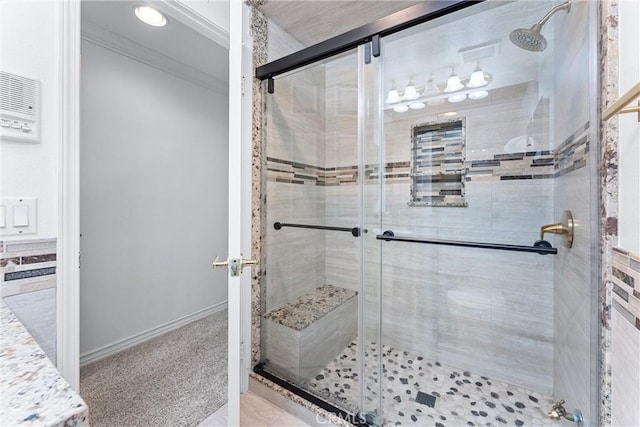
[253,363,371,426]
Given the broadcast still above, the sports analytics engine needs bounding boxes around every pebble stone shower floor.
[301,341,558,426]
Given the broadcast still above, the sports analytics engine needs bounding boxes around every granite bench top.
[264,285,357,331]
[0,301,88,427]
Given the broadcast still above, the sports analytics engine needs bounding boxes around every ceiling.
[81,1,228,89]
[256,1,423,47]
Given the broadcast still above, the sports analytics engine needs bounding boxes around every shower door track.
[253,364,371,426]
[255,0,484,81]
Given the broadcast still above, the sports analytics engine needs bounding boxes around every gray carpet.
[80,310,228,427]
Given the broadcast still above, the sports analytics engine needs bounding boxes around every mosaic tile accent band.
[267,151,559,186]
[611,248,640,331]
[554,121,590,178]
[266,123,589,187]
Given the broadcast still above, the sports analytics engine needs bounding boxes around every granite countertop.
[0,301,88,426]
[264,285,357,331]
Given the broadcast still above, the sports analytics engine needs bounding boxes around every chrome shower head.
[510,1,571,52]
[510,23,547,51]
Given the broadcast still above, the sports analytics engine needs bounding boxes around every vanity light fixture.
[403,78,420,101]
[409,102,426,110]
[393,104,409,113]
[386,83,401,104]
[425,73,440,96]
[444,68,464,92]
[135,6,167,27]
[466,62,489,88]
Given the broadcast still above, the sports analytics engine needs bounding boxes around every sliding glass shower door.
[259,1,597,426]
[260,46,385,422]
[367,1,598,426]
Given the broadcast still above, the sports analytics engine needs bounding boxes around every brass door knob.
[212,255,258,277]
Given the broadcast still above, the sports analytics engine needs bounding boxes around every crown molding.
[155,0,229,50]
[81,21,227,95]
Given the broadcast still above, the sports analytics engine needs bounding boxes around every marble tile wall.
[610,246,640,426]
[0,238,57,297]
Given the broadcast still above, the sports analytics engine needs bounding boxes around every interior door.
[224,0,251,424]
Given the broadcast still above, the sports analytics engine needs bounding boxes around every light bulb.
[393,104,409,113]
[134,6,167,27]
[409,102,425,110]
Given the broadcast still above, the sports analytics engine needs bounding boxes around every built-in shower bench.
[263,285,357,382]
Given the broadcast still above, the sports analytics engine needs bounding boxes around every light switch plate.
[0,198,37,236]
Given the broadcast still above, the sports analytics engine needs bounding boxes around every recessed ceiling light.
[134,6,167,27]
[444,111,458,117]
[393,105,409,113]
[409,102,425,110]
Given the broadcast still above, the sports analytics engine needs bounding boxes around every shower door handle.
[212,254,258,277]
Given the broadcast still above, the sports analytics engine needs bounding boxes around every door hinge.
[241,76,245,96]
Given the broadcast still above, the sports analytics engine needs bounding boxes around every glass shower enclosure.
[257,1,599,426]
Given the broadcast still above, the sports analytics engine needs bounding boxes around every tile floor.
[199,392,309,426]
[302,341,559,426]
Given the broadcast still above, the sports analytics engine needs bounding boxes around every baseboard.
[80,300,228,366]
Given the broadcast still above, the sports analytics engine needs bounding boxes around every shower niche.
[409,118,467,207]
[257,1,597,426]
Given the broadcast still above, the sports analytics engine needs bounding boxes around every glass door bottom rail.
[300,341,556,426]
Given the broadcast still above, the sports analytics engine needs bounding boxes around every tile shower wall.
[383,93,554,394]
[610,248,640,426]
[263,25,328,313]
[551,2,597,425]
[267,57,557,393]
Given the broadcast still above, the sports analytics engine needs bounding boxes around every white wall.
[0,1,60,238]
[79,40,229,356]
[617,0,640,253]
